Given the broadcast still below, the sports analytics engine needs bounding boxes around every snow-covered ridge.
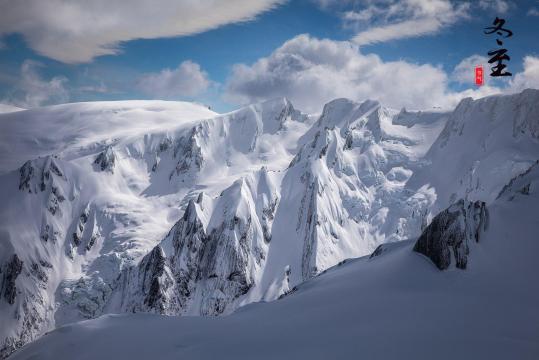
[10,163,539,359]
[0,104,24,114]
[409,88,539,214]
[0,100,218,175]
[1,89,539,358]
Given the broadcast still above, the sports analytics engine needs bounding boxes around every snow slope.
[0,104,24,114]
[409,88,539,214]
[0,100,217,175]
[10,163,539,359]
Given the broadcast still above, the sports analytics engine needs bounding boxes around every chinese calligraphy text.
[484,17,513,77]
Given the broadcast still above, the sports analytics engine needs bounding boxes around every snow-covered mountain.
[9,160,539,359]
[1,90,538,358]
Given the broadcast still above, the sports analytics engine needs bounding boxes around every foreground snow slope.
[10,164,539,359]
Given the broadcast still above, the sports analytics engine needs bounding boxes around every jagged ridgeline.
[1,90,539,358]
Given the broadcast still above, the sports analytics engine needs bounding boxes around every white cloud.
[4,60,69,108]
[478,0,511,13]
[78,82,109,94]
[344,0,470,46]
[137,60,211,98]
[451,55,491,85]
[528,7,539,16]
[0,0,284,63]
[225,34,460,113]
[352,17,445,45]
[510,56,539,91]
[224,35,539,114]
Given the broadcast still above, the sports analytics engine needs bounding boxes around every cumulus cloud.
[224,34,539,113]
[0,0,283,63]
[4,60,69,108]
[225,34,458,112]
[510,56,539,91]
[137,61,211,99]
[451,55,491,85]
[342,0,470,46]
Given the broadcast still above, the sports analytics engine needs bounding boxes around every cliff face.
[413,200,488,270]
[108,169,277,316]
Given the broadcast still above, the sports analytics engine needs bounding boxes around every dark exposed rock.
[344,132,353,150]
[111,185,262,316]
[142,246,167,310]
[39,260,53,269]
[170,199,209,305]
[172,126,204,177]
[93,146,116,172]
[72,207,90,248]
[1,294,47,359]
[30,262,48,283]
[1,254,23,305]
[299,174,321,280]
[40,223,59,243]
[497,160,538,200]
[159,138,173,153]
[413,199,488,270]
[18,161,35,192]
[278,286,298,300]
[68,205,98,257]
[86,236,97,251]
[369,244,385,259]
[18,156,65,194]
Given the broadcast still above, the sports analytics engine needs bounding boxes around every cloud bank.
[224,34,538,113]
[0,0,284,63]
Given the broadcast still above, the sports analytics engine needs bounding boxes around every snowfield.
[1,90,538,359]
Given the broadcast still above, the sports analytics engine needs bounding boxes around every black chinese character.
[484,17,513,38]
[487,49,512,77]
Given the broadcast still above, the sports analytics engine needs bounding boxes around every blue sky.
[1,0,538,113]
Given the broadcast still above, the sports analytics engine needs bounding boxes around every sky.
[0,0,538,113]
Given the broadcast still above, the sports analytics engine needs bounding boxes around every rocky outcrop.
[17,156,67,218]
[3,157,71,358]
[94,146,116,172]
[19,156,65,194]
[168,198,209,308]
[172,126,204,177]
[497,160,538,200]
[413,200,489,270]
[0,254,23,305]
[110,172,275,316]
[66,205,99,258]
[110,199,204,315]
